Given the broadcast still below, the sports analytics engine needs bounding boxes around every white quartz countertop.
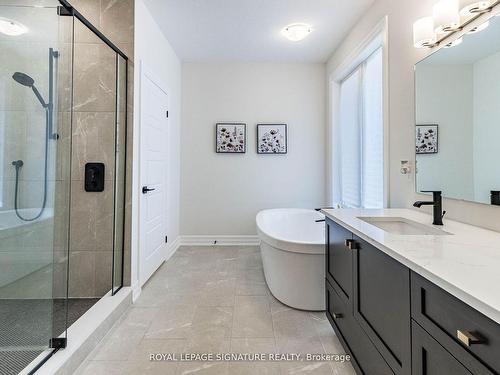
[321,208,500,325]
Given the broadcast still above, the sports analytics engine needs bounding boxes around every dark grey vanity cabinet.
[353,236,411,375]
[324,218,500,375]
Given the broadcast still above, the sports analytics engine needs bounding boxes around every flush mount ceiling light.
[434,0,461,34]
[281,23,313,42]
[0,17,28,36]
[467,20,490,33]
[460,0,492,16]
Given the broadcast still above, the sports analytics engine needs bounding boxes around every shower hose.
[13,108,50,222]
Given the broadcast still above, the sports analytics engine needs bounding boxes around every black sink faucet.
[413,191,445,226]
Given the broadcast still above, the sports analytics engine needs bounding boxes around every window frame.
[328,17,389,209]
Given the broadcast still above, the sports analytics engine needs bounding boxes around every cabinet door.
[412,321,473,375]
[353,235,411,375]
[326,219,353,305]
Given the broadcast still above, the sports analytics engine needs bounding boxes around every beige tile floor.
[75,246,356,375]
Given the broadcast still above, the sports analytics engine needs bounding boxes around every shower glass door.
[0,2,73,374]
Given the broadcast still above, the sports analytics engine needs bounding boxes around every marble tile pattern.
[75,246,356,375]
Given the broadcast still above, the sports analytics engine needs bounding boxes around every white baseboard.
[180,235,260,246]
[167,236,182,257]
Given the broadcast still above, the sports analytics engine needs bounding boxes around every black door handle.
[142,186,156,194]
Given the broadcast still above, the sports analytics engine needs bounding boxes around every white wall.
[473,51,500,204]
[415,65,474,200]
[181,63,326,236]
[327,0,500,232]
[132,0,181,294]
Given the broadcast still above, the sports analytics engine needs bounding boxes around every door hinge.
[165,235,168,243]
[49,337,67,349]
[57,5,73,16]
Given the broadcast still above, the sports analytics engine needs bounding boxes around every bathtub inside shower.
[0,208,54,291]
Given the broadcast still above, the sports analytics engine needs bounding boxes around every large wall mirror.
[415,14,500,206]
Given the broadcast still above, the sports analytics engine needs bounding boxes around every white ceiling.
[143,0,375,63]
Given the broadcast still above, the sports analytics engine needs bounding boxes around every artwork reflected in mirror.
[416,125,438,154]
[415,15,500,206]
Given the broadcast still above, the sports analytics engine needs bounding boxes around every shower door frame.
[57,0,129,297]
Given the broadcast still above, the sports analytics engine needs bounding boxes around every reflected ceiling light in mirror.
[467,20,490,33]
[434,0,461,33]
[0,17,28,36]
[281,23,313,42]
[460,0,492,16]
[414,17,437,48]
[444,37,463,47]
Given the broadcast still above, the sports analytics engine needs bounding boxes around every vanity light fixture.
[414,17,437,48]
[281,23,313,42]
[460,0,493,15]
[467,19,490,32]
[434,0,462,33]
[413,0,499,48]
[444,36,464,47]
[0,17,28,36]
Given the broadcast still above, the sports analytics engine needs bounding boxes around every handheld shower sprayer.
[10,49,59,222]
[12,72,48,108]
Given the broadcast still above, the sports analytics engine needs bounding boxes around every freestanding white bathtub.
[256,208,326,311]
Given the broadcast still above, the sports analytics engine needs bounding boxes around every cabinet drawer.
[326,219,353,304]
[411,272,499,374]
[412,321,473,375]
[326,280,394,375]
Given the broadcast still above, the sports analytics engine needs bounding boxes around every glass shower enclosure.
[0,1,128,374]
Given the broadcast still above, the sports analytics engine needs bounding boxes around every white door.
[139,69,169,286]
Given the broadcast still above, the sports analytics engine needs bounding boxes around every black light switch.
[85,163,105,192]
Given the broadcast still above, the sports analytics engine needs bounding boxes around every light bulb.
[459,0,492,16]
[413,17,436,48]
[0,17,28,36]
[433,0,461,34]
[281,23,313,42]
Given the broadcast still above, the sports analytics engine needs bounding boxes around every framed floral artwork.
[257,124,287,154]
[216,123,246,153]
[416,124,438,154]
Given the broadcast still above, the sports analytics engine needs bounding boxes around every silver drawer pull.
[333,313,343,319]
[456,330,484,346]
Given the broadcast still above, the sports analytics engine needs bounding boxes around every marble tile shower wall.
[64,0,134,298]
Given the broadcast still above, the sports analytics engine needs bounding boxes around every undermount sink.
[358,217,451,236]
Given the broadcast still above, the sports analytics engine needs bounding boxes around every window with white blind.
[337,48,384,209]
